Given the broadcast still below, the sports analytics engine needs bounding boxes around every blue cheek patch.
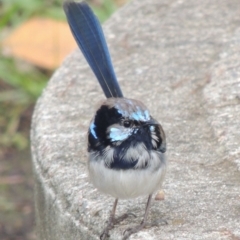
[109,127,131,142]
[90,122,97,139]
[150,125,154,132]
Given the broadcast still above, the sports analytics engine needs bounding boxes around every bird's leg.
[100,198,128,240]
[100,198,135,240]
[100,198,118,239]
[122,194,153,240]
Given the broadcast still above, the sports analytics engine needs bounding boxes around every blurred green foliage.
[91,0,117,22]
[0,0,117,152]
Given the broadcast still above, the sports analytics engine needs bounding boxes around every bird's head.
[88,98,166,169]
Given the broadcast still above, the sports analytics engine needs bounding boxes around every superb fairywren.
[64,1,167,239]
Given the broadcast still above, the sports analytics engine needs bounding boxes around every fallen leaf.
[2,18,77,70]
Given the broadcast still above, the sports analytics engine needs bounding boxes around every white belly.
[88,152,166,199]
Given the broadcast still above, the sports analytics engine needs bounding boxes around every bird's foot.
[100,213,136,240]
[122,218,168,239]
[122,220,146,240]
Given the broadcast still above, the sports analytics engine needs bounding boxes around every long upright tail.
[63,1,123,98]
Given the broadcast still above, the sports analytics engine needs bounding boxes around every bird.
[63,1,167,239]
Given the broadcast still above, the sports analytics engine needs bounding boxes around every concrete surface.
[31,0,240,239]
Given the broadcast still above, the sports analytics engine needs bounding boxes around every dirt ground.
[0,149,35,240]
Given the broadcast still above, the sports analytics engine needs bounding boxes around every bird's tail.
[63,0,123,98]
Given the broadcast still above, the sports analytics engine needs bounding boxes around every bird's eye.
[123,120,131,128]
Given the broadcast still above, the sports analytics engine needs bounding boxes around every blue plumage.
[63,1,123,98]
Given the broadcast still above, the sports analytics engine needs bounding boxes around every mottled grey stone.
[31,0,240,239]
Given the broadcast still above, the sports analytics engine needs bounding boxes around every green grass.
[0,0,118,152]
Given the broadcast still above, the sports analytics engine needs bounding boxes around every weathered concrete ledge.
[31,0,240,239]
